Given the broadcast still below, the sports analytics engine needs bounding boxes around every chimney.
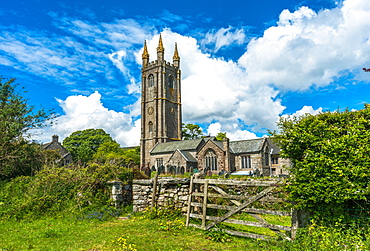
[52,135,59,143]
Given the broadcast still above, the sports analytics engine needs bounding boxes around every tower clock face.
[148,107,154,115]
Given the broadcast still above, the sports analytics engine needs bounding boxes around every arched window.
[204,150,217,171]
[148,74,154,87]
[264,146,269,166]
[168,75,174,89]
[148,121,153,133]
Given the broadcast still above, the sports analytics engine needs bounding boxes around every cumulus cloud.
[7,0,370,146]
[35,92,140,146]
[134,29,285,135]
[238,0,370,90]
[287,105,323,117]
[206,122,258,141]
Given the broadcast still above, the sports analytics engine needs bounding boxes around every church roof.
[229,138,266,154]
[178,150,197,162]
[267,138,281,155]
[150,138,205,154]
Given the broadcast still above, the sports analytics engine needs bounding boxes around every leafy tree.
[271,104,370,214]
[0,78,54,179]
[93,141,140,166]
[182,123,203,140]
[63,129,116,162]
[215,132,227,141]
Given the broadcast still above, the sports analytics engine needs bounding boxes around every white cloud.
[206,122,258,141]
[35,92,140,146]
[135,29,285,134]
[200,26,248,53]
[290,105,323,117]
[280,106,323,121]
[238,0,370,90]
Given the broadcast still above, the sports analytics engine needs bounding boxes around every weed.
[205,228,232,243]
[112,235,137,251]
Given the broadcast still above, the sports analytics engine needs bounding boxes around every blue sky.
[1,0,370,146]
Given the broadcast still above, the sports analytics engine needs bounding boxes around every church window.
[156,158,163,168]
[148,121,153,133]
[205,150,217,171]
[264,146,270,166]
[168,75,174,89]
[241,156,251,169]
[148,74,154,87]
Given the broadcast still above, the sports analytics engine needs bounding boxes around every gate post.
[291,210,310,239]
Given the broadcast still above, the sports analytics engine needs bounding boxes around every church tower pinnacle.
[157,34,165,62]
[140,35,182,169]
[142,40,149,68]
[173,42,180,68]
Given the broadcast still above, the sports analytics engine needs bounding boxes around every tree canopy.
[182,123,203,140]
[271,104,370,212]
[0,78,55,179]
[63,129,116,163]
[215,132,227,141]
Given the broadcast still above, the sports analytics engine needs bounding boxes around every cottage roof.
[150,138,206,154]
[42,135,70,156]
[229,138,266,154]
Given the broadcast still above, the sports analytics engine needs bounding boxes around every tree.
[215,132,227,141]
[63,129,116,163]
[93,141,140,166]
[270,104,370,213]
[0,78,54,179]
[182,123,203,140]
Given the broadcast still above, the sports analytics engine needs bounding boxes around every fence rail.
[185,177,301,240]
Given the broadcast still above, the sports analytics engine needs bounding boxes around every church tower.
[140,35,182,168]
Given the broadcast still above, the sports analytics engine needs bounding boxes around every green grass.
[0,214,288,251]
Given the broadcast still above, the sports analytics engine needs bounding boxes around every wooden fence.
[185,177,307,240]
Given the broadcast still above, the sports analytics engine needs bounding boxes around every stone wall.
[132,177,190,212]
[108,177,191,212]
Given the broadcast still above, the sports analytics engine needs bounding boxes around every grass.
[0,213,288,251]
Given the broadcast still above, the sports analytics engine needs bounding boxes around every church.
[140,35,289,177]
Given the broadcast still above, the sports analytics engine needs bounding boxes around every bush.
[0,164,134,220]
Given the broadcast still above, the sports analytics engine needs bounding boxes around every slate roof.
[267,138,281,155]
[150,138,205,154]
[178,150,197,162]
[229,138,266,154]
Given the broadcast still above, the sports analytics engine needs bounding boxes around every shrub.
[0,164,134,220]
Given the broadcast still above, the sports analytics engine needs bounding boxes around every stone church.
[140,35,289,177]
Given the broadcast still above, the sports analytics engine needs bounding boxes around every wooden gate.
[185,177,297,240]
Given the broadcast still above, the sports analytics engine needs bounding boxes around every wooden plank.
[210,185,241,206]
[191,192,287,202]
[186,175,194,226]
[190,202,292,216]
[192,179,280,186]
[190,214,291,231]
[223,229,270,240]
[192,192,249,200]
[201,180,209,229]
[188,223,202,229]
[205,182,280,230]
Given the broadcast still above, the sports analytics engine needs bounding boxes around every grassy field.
[0,213,289,251]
